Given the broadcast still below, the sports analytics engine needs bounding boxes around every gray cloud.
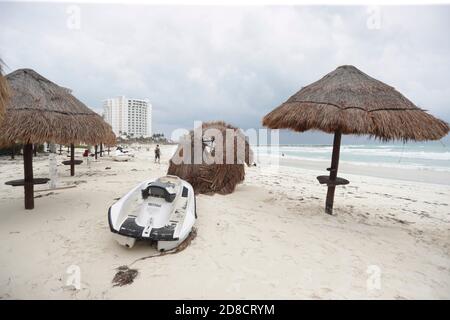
[1,4,449,143]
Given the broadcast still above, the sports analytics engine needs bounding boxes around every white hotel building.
[103,96,152,138]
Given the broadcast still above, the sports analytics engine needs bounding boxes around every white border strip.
[2,0,450,5]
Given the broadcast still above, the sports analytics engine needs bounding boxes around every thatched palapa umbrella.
[0,60,10,124]
[263,65,449,214]
[167,121,253,195]
[0,68,116,209]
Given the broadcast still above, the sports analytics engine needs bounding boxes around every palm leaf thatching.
[0,68,116,147]
[103,129,118,147]
[263,65,449,142]
[0,68,116,210]
[167,121,253,195]
[0,60,10,124]
[263,65,449,215]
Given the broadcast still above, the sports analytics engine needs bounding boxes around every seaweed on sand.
[111,228,197,287]
[112,266,138,287]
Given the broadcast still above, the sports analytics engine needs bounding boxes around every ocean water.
[255,143,450,172]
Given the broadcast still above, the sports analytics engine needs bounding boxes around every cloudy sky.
[1,3,449,144]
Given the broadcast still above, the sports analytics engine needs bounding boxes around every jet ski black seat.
[141,181,176,203]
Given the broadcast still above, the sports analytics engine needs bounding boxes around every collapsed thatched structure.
[263,65,449,214]
[0,60,9,124]
[167,121,252,195]
[0,68,116,209]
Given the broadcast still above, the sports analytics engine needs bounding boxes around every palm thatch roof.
[0,68,116,147]
[263,65,449,141]
[167,121,253,195]
[0,60,10,124]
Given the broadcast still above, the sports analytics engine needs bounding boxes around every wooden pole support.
[70,143,75,176]
[23,143,34,210]
[325,131,342,215]
[100,143,103,157]
[95,145,98,160]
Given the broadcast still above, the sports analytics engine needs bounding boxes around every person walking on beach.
[154,144,161,164]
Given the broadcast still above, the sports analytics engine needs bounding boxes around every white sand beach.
[0,144,449,299]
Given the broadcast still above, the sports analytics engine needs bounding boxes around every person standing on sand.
[154,144,161,164]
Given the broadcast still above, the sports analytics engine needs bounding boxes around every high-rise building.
[103,96,152,138]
